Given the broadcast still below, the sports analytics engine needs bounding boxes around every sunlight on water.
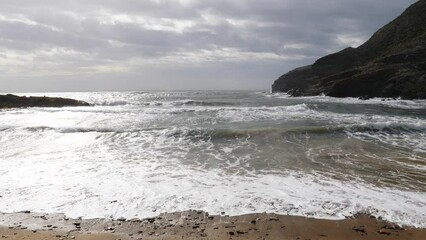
[0,91,425,227]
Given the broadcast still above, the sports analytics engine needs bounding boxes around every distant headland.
[272,0,426,99]
[0,94,90,109]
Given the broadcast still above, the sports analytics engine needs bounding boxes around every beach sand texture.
[1,211,425,240]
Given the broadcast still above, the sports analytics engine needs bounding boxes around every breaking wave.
[1,91,425,227]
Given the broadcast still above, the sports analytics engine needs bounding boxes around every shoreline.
[1,211,425,240]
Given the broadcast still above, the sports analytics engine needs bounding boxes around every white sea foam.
[263,92,426,110]
[0,91,425,227]
[0,154,425,227]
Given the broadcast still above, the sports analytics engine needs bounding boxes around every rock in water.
[0,94,91,109]
[272,0,426,99]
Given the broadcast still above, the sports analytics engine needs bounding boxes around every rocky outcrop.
[0,94,90,109]
[272,0,426,99]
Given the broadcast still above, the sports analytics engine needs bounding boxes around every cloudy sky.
[0,0,416,92]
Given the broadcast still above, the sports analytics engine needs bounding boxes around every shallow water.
[0,91,425,227]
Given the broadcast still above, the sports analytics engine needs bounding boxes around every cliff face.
[0,94,90,109]
[272,0,426,99]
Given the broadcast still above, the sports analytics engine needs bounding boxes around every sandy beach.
[1,0,425,239]
[1,210,425,240]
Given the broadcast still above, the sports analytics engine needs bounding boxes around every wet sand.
[1,210,425,240]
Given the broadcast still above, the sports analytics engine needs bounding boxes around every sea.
[0,91,425,227]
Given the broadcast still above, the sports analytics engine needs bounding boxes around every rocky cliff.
[272,0,426,99]
[0,94,90,109]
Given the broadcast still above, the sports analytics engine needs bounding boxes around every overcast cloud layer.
[0,0,417,92]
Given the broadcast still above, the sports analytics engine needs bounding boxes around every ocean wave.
[15,118,426,137]
[1,91,425,228]
[216,104,313,122]
[346,122,426,133]
[261,92,291,98]
[11,125,332,138]
[264,93,426,110]
[21,126,123,133]
[170,100,236,107]
[129,91,149,95]
[93,100,129,106]
[0,126,11,132]
[92,99,237,107]
[163,123,426,142]
[0,167,424,227]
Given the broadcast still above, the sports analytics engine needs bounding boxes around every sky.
[0,0,417,92]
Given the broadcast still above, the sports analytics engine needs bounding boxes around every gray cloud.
[0,0,416,92]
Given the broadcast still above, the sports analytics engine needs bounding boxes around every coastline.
[1,211,425,240]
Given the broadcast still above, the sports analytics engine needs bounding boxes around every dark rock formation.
[0,94,91,109]
[272,0,426,99]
